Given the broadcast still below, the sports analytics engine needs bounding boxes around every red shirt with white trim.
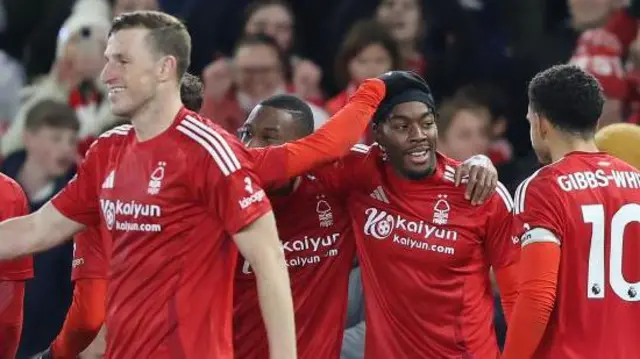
[513,152,640,359]
[0,173,32,281]
[314,145,518,358]
[51,107,272,359]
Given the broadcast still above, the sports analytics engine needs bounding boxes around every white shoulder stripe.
[350,145,369,154]
[495,182,514,212]
[177,118,241,176]
[184,116,241,168]
[514,169,542,214]
[100,125,132,138]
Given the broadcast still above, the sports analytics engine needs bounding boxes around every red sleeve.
[196,130,272,234]
[0,176,33,280]
[51,278,107,359]
[0,280,25,359]
[248,79,385,187]
[502,243,560,359]
[513,174,565,247]
[484,182,519,269]
[51,141,101,227]
[71,227,109,281]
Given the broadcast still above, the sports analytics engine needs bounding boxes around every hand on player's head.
[372,71,434,125]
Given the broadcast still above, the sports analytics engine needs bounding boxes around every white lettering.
[557,169,640,191]
[238,189,266,209]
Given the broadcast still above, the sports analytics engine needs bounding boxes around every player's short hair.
[109,11,191,79]
[180,73,203,112]
[335,20,400,88]
[25,100,80,132]
[260,94,314,136]
[528,64,604,137]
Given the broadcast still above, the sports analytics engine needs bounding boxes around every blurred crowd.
[1,0,639,357]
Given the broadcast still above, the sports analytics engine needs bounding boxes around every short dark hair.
[234,33,290,79]
[180,73,203,112]
[109,11,191,79]
[25,100,80,132]
[260,94,314,135]
[528,64,604,137]
[335,20,400,88]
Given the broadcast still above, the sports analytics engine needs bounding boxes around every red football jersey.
[233,153,355,359]
[513,151,640,359]
[0,173,33,281]
[51,108,272,359]
[71,226,109,281]
[314,145,517,358]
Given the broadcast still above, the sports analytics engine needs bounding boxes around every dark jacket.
[1,150,76,358]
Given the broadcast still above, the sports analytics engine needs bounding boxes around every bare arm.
[0,202,84,260]
[233,211,296,359]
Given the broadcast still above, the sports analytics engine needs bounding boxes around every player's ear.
[157,55,178,83]
[538,115,553,140]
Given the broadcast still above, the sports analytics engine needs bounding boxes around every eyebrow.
[389,112,434,121]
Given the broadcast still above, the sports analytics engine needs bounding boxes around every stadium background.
[0,0,638,357]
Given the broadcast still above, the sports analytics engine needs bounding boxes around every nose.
[100,62,117,85]
[408,123,428,142]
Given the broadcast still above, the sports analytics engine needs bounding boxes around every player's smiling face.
[375,101,438,180]
[101,28,160,118]
[239,105,300,148]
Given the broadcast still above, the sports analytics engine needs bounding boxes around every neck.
[18,157,53,199]
[131,87,184,142]
[549,134,599,163]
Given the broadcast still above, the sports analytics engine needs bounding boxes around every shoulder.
[0,173,21,196]
[174,112,250,176]
[94,124,134,147]
[0,173,26,208]
[513,165,560,215]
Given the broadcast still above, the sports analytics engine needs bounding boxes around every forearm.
[283,79,385,179]
[502,243,560,359]
[0,281,25,359]
[494,263,519,322]
[254,250,297,359]
[0,203,82,260]
[51,279,107,359]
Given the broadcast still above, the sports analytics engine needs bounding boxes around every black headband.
[373,88,436,124]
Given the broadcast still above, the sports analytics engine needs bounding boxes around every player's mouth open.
[108,86,126,95]
[406,147,430,165]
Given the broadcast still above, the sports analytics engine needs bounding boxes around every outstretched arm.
[252,79,385,185]
[0,202,84,260]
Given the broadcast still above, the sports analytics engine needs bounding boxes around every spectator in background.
[0,50,26,133]
[436,96,492,161]
[203,0,324,107]
[326,20,400,144]
[454,83,514,167]
[375,0,425,75]
[1,0,113,158]
[201,33,328,134]
[0,100,79,357]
